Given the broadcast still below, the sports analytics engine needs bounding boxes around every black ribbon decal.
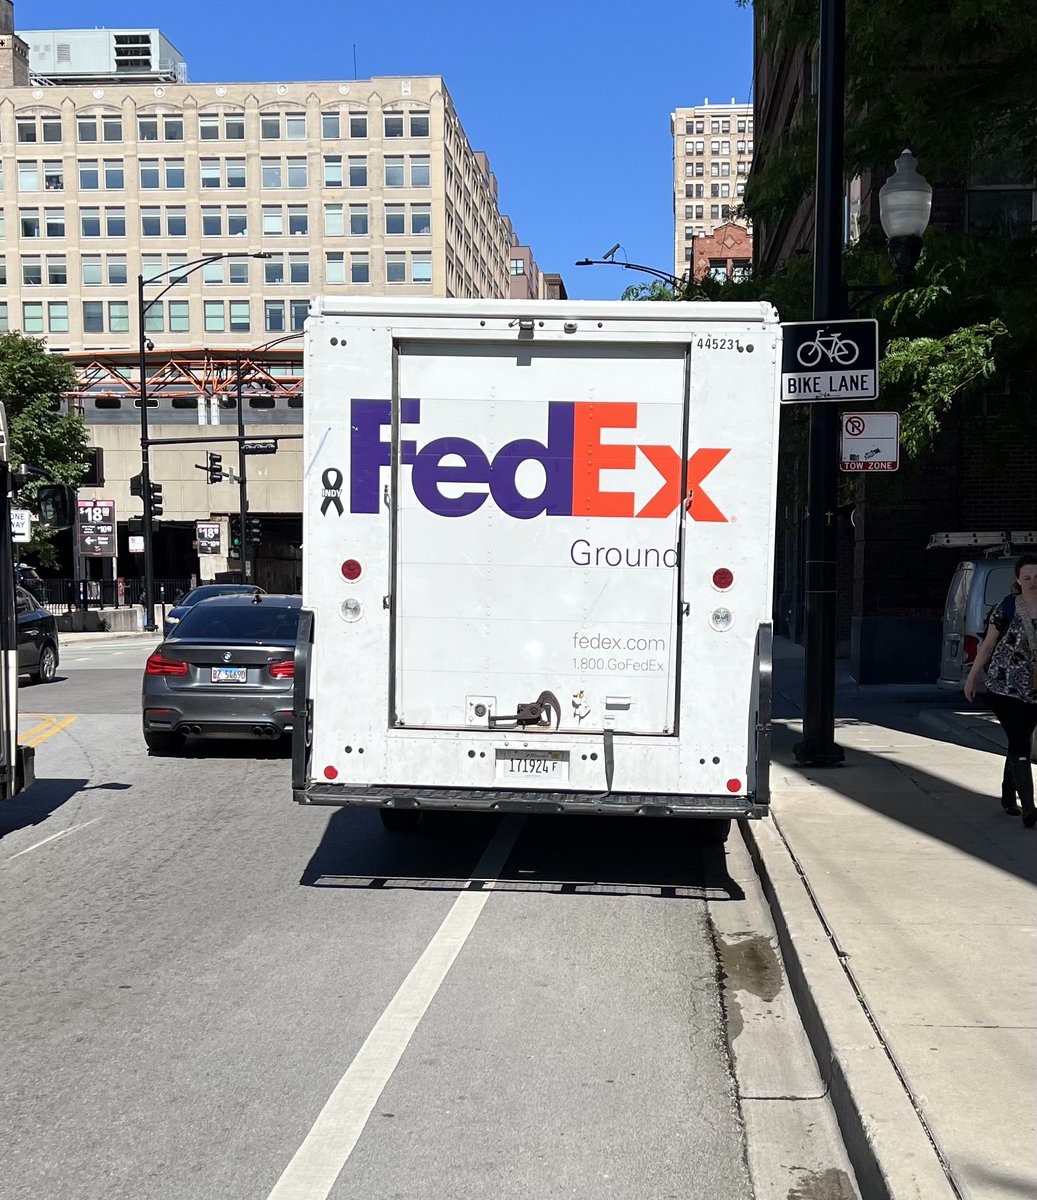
[321,468,344,517]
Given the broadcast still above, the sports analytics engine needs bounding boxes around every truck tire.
[697,817,732,844]
[144,729,185,756]
[379,807,421,832]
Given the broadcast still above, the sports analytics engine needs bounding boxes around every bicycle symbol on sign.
[795,330,859,368]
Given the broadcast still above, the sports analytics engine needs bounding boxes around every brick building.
[688,222,752,284]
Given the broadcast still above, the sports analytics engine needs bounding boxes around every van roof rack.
[927,531,1037,554]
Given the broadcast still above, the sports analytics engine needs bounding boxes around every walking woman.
[965,553,1037,828]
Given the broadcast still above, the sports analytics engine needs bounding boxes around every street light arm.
[574,258,684,288]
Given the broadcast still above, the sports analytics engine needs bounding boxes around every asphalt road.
[1,636,859,1200]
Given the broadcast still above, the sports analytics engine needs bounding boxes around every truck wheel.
[32,642,58,684]
[144,729,185,756]
[697,818,732,844]
[379,808,421,832]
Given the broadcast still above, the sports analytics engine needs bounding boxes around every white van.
[293,298,782,832]
[934,533,1035,690]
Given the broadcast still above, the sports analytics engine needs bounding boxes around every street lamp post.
[136,251,269,630]
[574,257,686,290]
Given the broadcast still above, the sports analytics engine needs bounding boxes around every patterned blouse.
[986,596,1037,703]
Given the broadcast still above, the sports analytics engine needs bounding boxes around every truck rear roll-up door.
[390,340,688,736]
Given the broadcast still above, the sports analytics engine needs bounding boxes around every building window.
[265,256,285,284]
[47,255,67,285]
[510,259,525,276]
[106,207,126,237]
[351,253,370,284]
[737,140,746,155]
[202,206,222,236]
[21,257,42,286]
[82,209,102,238]
[165,159,185,189]
[204,301,226,332]
[410,112,430,138]
[721,162,730,177]
[711,184,720,198]
[198,113,220,140]
[103,116,122,142]
[144,301,165,333]
[384,112,404,138]
[167,207,187,237]
[77,159,99,189]
[736,182,745,196]
[285,112,307,140]
[324,156,343,187]
[412,252,432,283]
[737,119,746,133]
[721,204,731,219]
[203,260,223,285]
[410,156,431,187]
[325,251,345,284]
[349,156,368,187]
[229,301,251,332]
[711,163,720,177]
[44,208,64,237]
[17,162,39,191]
[731,260,751,282]
[164,115,184,140]
[0,303,7,333]
[16,117,37,143]
[411,204,431,235]
[711,140,720,155]
[262,158,282,187]
[229,259,249,284]
[104,159,125,189]
[261,113,281,140]
[711,120,720,134]
[695,204,704,218]
[324,204,344,235]
[138,116,159,141]
[708,259,728,282]
[82,301,104,333]
[721,183,730,198]
[290,301,308,331]
[289,254,309,284]
[226,158,246,189]
[322,111,341,139]
[265,301,285,332]
[385,204,405,235]
[47,301,69,333]
[350,112,368,138]
[107,256,127,285]
[77,116,98,142]
[710,204,720,220]
[384,156,404,187]
[228,206,247,236]
[107,301,129,333]
[140,159,161,189]
[0,258,5,285]
[386,252,406,283]
[287,157,308,188]
[225,113,245,140]
[200,159,221,188]
[695,162,704,177]
[349,204,368,235]
[20,209,41,238]
[169,301,190,332]
[288,206,308,235]
[262,206,284,236]
[22,302,44,333]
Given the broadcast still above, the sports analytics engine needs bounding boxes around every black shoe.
[1002,799,1021,815]
[1023,816,1036,829]
[1000,760,1018,813]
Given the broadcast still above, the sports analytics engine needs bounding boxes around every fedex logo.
[349,399,730,521]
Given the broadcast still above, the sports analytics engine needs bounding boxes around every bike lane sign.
[780,318,879,403]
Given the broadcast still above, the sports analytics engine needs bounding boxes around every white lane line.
[266,814,524,1200]
[6,816,104,862]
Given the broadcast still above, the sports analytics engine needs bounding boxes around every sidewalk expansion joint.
[739,1090,831,1102]
[770,809,967,1200]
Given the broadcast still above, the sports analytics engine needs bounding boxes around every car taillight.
[145,652,189,676]
[963,635,979,663]
[269,659,294,679]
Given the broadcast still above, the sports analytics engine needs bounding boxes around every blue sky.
[17,1,753,300]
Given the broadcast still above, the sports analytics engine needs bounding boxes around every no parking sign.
[840,412,900,472]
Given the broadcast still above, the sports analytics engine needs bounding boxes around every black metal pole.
[236,356,249,583]
[795,0,846,766]
[137,274,157,633]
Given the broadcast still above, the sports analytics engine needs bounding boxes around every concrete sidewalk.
[743,638,1036,1200]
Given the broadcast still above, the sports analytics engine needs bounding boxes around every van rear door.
[390,339,688,736]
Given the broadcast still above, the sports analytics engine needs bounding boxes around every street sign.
[840,411,900,472]
[196,521,221,555]
[10,509,31,544]
[780,318,879,403]
[76,499,116,557]
[129,535,145,554]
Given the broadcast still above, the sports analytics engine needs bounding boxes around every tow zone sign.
[840,412,900,472]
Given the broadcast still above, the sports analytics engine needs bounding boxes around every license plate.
[211,666,247,684]
[495,750,569,782]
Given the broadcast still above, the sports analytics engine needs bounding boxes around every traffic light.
[149,482,163,518]
[229,515,242,559]
[207,452,224,484]
[246,517,262,545]
[129,472,144,499]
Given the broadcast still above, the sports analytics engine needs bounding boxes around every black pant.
[987,693,1037,757]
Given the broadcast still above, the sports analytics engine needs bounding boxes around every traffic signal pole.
[235,355,250,582]
[137,274,158,632]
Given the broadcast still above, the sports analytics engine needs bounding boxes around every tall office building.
[0,7,531,354]
[670,99,753,280]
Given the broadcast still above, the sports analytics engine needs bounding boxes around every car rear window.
[183,586,256,606]
[173,602,300,643]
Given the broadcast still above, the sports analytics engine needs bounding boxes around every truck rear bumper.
[294,781,767,819]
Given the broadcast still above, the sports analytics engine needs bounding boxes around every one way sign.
[780,318,879,403]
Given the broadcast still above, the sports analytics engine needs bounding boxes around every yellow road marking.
[22,715,77,748]
[18,715,57,743]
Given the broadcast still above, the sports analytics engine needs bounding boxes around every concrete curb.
[59,630,157,644]
[740,816,958,1200]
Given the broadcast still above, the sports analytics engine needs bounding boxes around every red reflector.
[269,659,294,679]
[145,652,188,676]
[341,559,363,581]
[713,568,734,590]
[963,635,979,663]
[726,778,742,793]
[145,708,172,715]
[324,765,339,780]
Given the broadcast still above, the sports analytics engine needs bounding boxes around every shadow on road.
[0,778,130,839]
[300,807,746,901]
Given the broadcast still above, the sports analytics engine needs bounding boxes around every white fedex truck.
[293,298,780,835]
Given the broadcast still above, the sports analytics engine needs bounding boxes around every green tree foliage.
[0,332,88,564]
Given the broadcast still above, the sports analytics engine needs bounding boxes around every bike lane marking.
[265,815,525,1200]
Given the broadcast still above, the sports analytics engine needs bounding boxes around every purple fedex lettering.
[349,399,419,513]
[412,438,491,517]
[489,402,575,519]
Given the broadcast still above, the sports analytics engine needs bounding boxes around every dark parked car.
[15,563,44,602]
[162,584,266,638]
[142,593,301,754]
[16,587,59,684]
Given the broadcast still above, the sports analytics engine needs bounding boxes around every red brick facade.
[690,223,753,282]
